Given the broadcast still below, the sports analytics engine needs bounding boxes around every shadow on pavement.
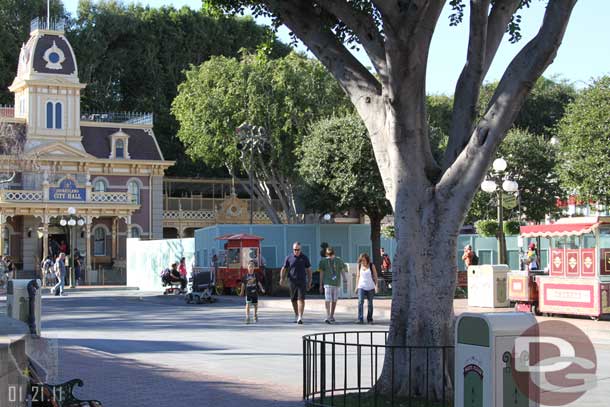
[57,345,303,407]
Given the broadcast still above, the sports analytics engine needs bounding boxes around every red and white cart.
[510,216,610,320]
[214,233,264,295]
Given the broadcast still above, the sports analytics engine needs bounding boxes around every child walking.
[242,260,265,323]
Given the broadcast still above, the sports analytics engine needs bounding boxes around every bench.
[30,378,103,406]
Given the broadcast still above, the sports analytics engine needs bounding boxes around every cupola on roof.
[12,18,79,88]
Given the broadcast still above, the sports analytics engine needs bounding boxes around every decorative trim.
[43,41,66,70]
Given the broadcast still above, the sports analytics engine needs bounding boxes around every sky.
[62,0,610,95]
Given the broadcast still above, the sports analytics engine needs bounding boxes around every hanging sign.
[502,193,518,210]
[49,178,86,202]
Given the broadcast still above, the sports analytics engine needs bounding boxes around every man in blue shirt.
[280,242,312,324]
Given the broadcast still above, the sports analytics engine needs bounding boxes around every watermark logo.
[512,320,597,405]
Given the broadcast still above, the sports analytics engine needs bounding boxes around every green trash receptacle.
[6,279,42,336]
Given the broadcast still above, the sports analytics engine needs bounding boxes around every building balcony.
[0,188,135,206]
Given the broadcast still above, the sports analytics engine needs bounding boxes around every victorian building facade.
[0,19,172,281]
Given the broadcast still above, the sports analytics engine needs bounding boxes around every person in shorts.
[242,261,265,323]
[280,242,312,324]
[319,247,347,324]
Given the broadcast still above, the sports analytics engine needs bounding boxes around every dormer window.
[109,129,130,159]
[116,140,124,158]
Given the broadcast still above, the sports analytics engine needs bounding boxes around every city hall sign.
[49,178,86,202]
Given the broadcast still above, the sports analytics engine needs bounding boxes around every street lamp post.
[481,158,519,265]
[60,207,85,288]
[236,122,268,224]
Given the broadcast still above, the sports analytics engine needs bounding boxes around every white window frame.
[93,178,108,192]
[127,179,142,205]
[45,100,63,129]
[92,225,109,256]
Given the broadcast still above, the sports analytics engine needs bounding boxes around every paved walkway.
[1,290,609,406]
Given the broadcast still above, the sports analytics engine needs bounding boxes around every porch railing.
[90,191,133,204]
[0,189,133,204]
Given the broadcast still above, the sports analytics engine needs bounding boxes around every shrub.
[503,220,521,236]
[474,219,498,237]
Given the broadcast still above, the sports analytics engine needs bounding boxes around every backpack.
[382,254,391,270]
[471,253,479,265]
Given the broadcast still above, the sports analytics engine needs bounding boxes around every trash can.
[455,312,538,407]
[467,264,510,307]
[6,279,42,336]
[338,263,358,299]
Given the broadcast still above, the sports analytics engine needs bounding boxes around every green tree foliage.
[0,0,65,104]
[466,128,562,224]
[67,1,290,176]
[172,52,351,223]
[427,95,452,162]
[479,76,576,137]
[557,76,610,203]
[299,114,392,267]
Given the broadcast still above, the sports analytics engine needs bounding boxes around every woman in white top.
[354,253,379,324]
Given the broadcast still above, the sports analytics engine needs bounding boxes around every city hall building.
[0,19,172,282]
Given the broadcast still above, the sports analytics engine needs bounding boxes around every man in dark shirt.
[280,242,312,324]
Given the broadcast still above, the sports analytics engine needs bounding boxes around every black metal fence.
[303,331,454,407]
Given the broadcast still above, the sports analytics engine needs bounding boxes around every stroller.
[185,267,216,304]
[160,268,184,295]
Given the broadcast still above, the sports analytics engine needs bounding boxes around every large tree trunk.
[377,194,459,399]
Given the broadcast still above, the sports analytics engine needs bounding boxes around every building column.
[85,218,92,273]
[112,218,117,259]
[42,216,49,260]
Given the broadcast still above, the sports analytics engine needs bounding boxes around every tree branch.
[443,0,490,169]
[318,1,387,81]
[443,0,522,169]
[437,0,577,230]
[482,0,522,76]
[266,0,382,106]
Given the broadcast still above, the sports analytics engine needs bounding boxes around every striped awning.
[520,222,601,238]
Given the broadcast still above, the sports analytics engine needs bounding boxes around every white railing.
[0,190,43,202]
[91,191,133,204]
[0,190,134,204]
[164,210,216,221]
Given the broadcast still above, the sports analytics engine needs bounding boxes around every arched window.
[115,139,124,159]
[93,179,107,192]
[55,102,62,129]
[128,180,140,204]
[2,226,9,256]
[130,226,141,238]
[93,227,106,256]
[46,102,53,128]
